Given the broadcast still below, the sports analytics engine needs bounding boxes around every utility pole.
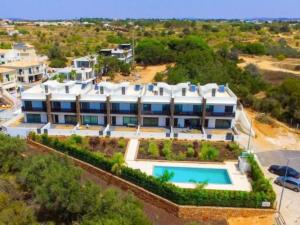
[131,29,135,70]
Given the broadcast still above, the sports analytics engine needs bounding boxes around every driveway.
[256,150,300,225]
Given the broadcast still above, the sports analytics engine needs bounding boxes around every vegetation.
[0,134,151,225]
[139,139,242,162]
[30,134,275,208]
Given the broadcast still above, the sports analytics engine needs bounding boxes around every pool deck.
[125,139,252,192]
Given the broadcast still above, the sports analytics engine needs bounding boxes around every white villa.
[100,44,133,63]
[0,67,17,92]
[0,49,21,65]
[1,60,46,83]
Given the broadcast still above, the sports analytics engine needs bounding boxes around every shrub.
[228,142,243,157]
[162,140,172,159]
[148,142,159,158]
[118,138,127,149]
[175,152,186,161]
[186,147,195,157]
[200,143,219,161]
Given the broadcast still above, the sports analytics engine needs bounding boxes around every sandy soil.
[112,64,171,84]
[228,215,274,225]
[239,55,300,75]
[245,109,300,151]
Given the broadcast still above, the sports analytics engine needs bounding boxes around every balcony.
[205,111,235,117]
[51,107,76,113]
[22,106,46,112]
[174,111,201,116]
[80,108,106,114]
[142,110,170,115]
[111,109,137,114]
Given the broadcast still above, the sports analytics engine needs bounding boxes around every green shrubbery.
[148,142,159,158]
[162,140,172,159]
[199,143,219,161]
[118,138,127,149]
[30,134,276,208]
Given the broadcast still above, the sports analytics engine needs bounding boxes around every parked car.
[268,165,300,178]
[274,176,300,192]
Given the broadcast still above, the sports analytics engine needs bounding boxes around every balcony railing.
[80,108,106,114]
[111,109,138,114]
[174,111,201,116]
[142,110,170,115]
[205,112,235,117]
[51,107,76,113]
[22,106,46,112]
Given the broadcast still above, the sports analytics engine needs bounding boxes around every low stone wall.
[27,139,275,221]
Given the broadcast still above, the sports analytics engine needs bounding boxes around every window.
[64,115,77,124]
[89,102,100,110]
[100,86,104,94]
[5,74,10,81]
[182,88,186,96]
[123,117,137,125]
[143,104,151,112]
[27,114,41,123]
[143,117,158,127]
[159,87,163,96]
[206,105,214,112]
[32,101,43,109]
[28,68,32,74]
[215,119,231,129]
[82,116,98,125]
[61,102,71,109]
[122,87,126,95]
[225,105,234,113]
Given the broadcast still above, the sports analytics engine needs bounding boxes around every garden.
[138,139,243,162]
[28,133,276,209]
[39,135,128,157]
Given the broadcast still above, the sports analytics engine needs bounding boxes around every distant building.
[72,55,97,69]
[0,49,21,65]
[53,67,95,82]
[99,44,133,63]
[0,67,17,92]
[1,60,46,83]
[12,42,37,60]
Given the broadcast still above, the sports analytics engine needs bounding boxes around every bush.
[162,140,172,159]
[186,147,195,157]
[200,143,219,161]
[118,138,127,149]
[228,142,243,157]
[30,135,275,208]
[148,142,159,158]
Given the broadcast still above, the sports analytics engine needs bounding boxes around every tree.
[0,134,26,173]
[157,170,174,183]
[48,43,67,68]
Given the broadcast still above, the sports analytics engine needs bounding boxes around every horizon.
[1,0,300,20]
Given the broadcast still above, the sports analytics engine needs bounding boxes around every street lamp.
[247,119,253,153]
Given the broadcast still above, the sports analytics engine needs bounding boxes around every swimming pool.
[153,166,232,185]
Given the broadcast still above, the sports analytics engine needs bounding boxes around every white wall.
[158,117,166,127]
[208,119,216,128]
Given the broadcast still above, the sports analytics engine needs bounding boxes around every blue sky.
[0,0,299,20]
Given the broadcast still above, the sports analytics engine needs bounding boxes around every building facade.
[0,49,21,65]
[21,81,237,130]
[1,60,46,83]
[0,67,17,92]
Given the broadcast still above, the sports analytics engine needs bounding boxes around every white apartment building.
[53,67,95,82]
[73,55,97,69]
[0,49,21,65]
[0,67,17,92]
[20,81,237,133]
[1,60,46,83]
[12,43,37,60]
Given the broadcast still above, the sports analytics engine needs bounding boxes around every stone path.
[125,138,139,161]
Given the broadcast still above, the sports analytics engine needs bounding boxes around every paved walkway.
[125,138,139,161]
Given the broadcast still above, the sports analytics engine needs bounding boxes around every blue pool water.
[153,166,232,184]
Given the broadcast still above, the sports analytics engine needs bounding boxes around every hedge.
[29,133,275,208]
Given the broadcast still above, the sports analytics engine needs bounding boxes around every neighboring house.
[12,42,37,60]
[99,44,133,63]
[1,60,46,83]
[0,67,17,92]
[73,55,97,69]
[0,49,21,65]
[20,81,237,130]
[53,67,95,82]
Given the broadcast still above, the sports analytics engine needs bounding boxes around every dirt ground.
[245,108,300,151]
[228,215,274,225]
[112,64,171,84]
[238,55,300,84]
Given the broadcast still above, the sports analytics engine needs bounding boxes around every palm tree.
[111,152,125,175]
[157,170,174,183]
